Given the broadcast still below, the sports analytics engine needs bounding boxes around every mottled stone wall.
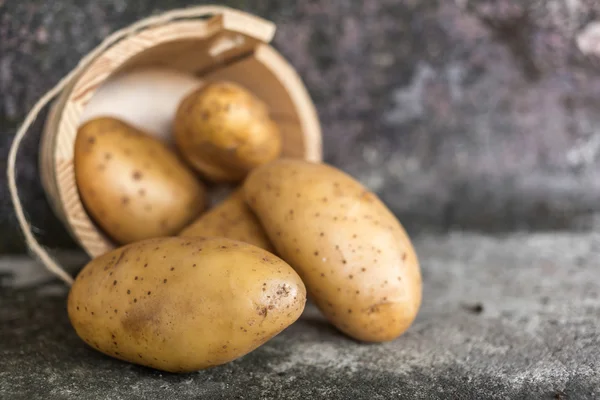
[1,0,600,252]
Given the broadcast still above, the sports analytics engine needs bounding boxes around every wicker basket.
[8,6,322,284]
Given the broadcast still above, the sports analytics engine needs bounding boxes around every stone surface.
[1,1,600,253]
[1,233,599,399]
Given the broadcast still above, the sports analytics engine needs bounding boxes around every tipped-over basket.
[8,6,322,285]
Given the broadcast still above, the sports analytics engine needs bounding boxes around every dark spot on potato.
[222,345,228,349]
[147,291,151,295]
[114,309,118,314]
[320,232,325,237]
[132,170,142,180]
[314,251,319,256]
[314,212,320,217]
[135,276,138,280]
[402,253,407,261]
[138,354,143,358]
[352,234,357,239]
[91,312,95,316]
[221,246,227,249]
[320,273,325,277]
[127,290,131,295]
[87,136,96,144]
[109,272,113,276]
[296,193,301,198]
[349,275,354,279]
[193,264,196,267]
[322,197,328,203]
[76,306,80,310]
[170,267,175,271]
[134,298,137,303]
[163,279,167,283]
[356,290,360,294]
[342,259,347,264]
[348,309,352,314]
[113,280,117,286]
[121,197,130,205]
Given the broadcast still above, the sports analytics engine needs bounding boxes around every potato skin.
[174,81,281,182]
[244,159,422,342]
[67,237,306,373]
[179,190,274,252]
[74,117,206,244]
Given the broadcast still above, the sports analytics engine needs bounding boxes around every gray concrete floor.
[1,233,599,399]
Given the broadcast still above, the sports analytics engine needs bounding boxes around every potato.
[243,159,422,342]
[179,190,274,252]
[67,237,306,373]
[174,81,281,182]
[74,117,206,244]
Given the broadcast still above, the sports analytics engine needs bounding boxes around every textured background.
[2,0,600,253]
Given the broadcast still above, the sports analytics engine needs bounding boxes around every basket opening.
[48,16,321,258]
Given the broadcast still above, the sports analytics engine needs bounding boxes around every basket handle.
[7,5,268,286]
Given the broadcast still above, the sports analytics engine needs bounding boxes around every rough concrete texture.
[2,0,600,252]
[1,233,599,399]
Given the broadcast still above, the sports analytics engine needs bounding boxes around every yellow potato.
[244,159,422,342]
[174,81,281,182]
[179,190,274,252]
[67,237,306,373]
[74,117,206,244]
